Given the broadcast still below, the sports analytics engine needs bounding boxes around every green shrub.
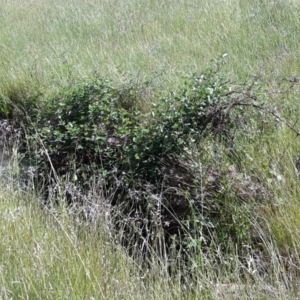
[19,69,269,261]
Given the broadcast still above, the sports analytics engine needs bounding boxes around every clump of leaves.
[23,79,141,186]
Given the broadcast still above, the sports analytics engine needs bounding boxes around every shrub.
[18,69,269,262]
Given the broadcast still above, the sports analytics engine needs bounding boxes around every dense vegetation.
[15,67,268,255]
[2,0,300,298]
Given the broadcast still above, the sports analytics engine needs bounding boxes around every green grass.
[1,0,300,97]
[0,176,150,299]
[2,0,300,298]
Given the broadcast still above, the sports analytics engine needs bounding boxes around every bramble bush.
[17,68,271,261]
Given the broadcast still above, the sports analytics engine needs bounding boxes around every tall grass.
[2,0,300,298]
[1,0,300,97]
[0,159,145,299]
[0,150,299,299]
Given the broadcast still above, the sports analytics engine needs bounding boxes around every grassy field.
[2,0,300,298]
[1,0,300,96]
